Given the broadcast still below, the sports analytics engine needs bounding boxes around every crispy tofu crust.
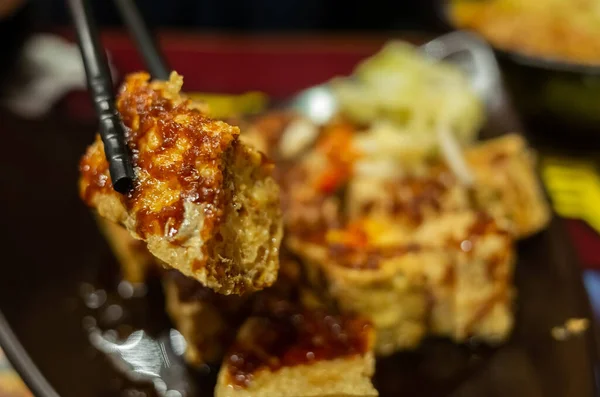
[163,271,249,365]
[215,309,377,397]
[265,117,542,355]
[466,134,551,238]
[290,211,515,355]
[348,134,550,238]
[216,353,378,397]
[163,251,307,367]
[79,72,283,294]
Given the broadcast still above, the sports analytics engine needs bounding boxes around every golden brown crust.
[289,211,516,355]
[466,134,551,238]
[163,271,250,365]
[247,113,540,354]
[162,251,330,368]
[216,309,377,397]
[224,310,372,388]
[80,72,282,294]
[81,72,238,249]
[216,354,378,397]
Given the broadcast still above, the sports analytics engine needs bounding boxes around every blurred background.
[1,0,600,394]
[0,0,443,87]
[17,0,442,31]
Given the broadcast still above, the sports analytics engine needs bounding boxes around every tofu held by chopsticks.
[79,72,283,295]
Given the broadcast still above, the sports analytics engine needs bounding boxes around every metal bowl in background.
[437,0,600,151]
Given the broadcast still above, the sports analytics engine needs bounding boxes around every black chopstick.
[67,0,134,194]
[113,0,170,80]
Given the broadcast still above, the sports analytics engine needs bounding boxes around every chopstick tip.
[113,175,134,194]
[108,155,135,194]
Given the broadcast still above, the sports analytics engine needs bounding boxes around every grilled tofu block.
[79,72,283,294]
[411,212,515,342]
[289,211,515,355]
[163,271,249,366]
[347,134,550,238]
[164,253,305,367]
[215,309,377,397]
[466,134,550,238]
[346,164,469,228]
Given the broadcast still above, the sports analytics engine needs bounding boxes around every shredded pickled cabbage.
[331,41,484,182]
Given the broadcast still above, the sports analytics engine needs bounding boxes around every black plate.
[0,40,599,396]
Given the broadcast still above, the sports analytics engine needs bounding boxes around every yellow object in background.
[187,91,269,120]
[541,156,600,233]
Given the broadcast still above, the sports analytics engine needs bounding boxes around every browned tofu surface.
[263,117,535,355]
[466,134,551,238]
[216,307,377,397]
[79,72,282,294]
[163,271,250,365]
[290,211,515,355]
[163,251,306,367]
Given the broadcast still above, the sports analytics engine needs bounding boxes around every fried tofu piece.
[297,247,428,355]
[215,309,377,397]
[346,164,469,227]
[411,212,515,342]
[348,134,550,238]
[346,135,550,241]
[164,253,305,367]
[79,72,283,294]
[466,134,551,238]
[289,211,515,355]
[95,217,155,283]
[272,121,533,356]
[163,271,249,366]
